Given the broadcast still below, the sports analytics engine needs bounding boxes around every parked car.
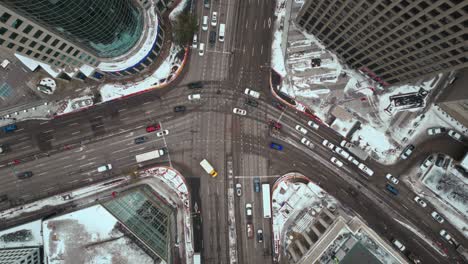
[358,163,374,176]
[235,183,242,197]
[385,184,399,195]
[257,229,263,243]
[435,154,445,167]
[431,211,445,224]
[334,147,350,159]
[301,137,313,148]
[439,229,452,244]
[295,125,308,135]
[156,130,169,137]
[270,142,283,151]
[192,34,197,48]
[134,136,148,144]
[253,177,261,192]
[233,108,247,116]
[420,155,434,170]
[330,157,343,167]
[413,196,427,207]
[198,43,205,56]
[400,145,415,160]
[17,171,33,179]
[307,120,319,130]
[448,129,462,141]
[385,174,399,184]
[97,164,112,172]
[347,155,359,166]
[392,239,406,252]
[174,105,186,112]
[245,98,258,107]
[322,139,334,150]
[427,127,446,135]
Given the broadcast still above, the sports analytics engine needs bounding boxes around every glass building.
[0,0,144,58]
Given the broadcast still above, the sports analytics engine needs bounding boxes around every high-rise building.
[0,0,170,80]
[295,0,468,85]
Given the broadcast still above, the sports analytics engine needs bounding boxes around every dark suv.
[253,177,261,192]
[174,105,186,112]
[17,171,33,179]
[188,82,203,89]
[134,136,148,144]
[245,99,258,107]
[209,31,216,45]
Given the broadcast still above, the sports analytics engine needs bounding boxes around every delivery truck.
[135,148,166,163]
[200,159,218,177]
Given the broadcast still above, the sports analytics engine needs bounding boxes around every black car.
[188,82,203,89]
[17,171,33,179]
[174,105,186,112]
[435,154,445,167]
[245,99,258,107]
[209,31,216,45]
[0,194,7,203]
[134,136,148,144]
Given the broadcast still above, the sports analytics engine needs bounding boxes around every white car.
[301,137,312,147]
[188,94,201,100]
[413,196,427,207]
[392,239,406,252]
[156,130,169,137]
[348,155,359,165]
[439,229,452,243]
[211,12,218,27]
[358,163,374,176]
[334,147,350,159]
[448,129,462,141]
[420,155,434,170]
[244,88,260,99]
[385,174,399,184]
[245,203,253,217]
[233,108,247,116]
[235,183,242,197]
[192,34,198,48]
[340,140,348,147]
[322,139,335,150]
[330,157,343,167]
[431,211,445,224]
[307,120,319,130]
[198,43,205,56]
[97,164,112,172]
[295,125,308,135]
[427,127,445,135]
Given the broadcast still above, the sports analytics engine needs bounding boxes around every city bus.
[262,183,271,218]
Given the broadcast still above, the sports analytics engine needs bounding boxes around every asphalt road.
[0,0,466,264]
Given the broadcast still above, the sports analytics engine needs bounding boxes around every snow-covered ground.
[0,219,43,249]
[43,205,153,264]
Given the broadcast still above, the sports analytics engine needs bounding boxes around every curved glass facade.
[1,0,144,58]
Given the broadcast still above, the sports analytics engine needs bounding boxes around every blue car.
[3,124,17,133]
[386,184,399,196]
[270,142,283,151]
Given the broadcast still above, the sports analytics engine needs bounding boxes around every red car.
[273,101,285,111]
[146,124,161,132]
[269,120,282,130]
[247,223,254,239]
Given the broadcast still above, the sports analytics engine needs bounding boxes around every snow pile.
[43,205,153,264]
[352,125,395,157]
[0,219,43,248]
[331,117,356,138]
[99,44,185,102]
[169,0,190,22]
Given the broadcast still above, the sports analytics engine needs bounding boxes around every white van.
[202,16,208,31]
[219,24,225,42]
[198,43,205,56]
[97,164,112,172]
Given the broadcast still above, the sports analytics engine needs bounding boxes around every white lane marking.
[39,121,49,125]
[72,131,80,135]
[79,162,95,168]
[254,21,257,30]
[263,20,266,28]
[260,45,263,54]
[245,20,248,29]
[15,128,24,132]
[68,122,79,126]
[143,101,151,105]
[118,108,127,112]
[95,124,104,128]
[94,115,103,119]
[64,164,73,168]
[252,47,255,56]
[268,17,271,28]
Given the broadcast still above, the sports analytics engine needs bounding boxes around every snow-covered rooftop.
[0,220,43,249]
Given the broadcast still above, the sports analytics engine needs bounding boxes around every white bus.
[262,184,271,218]
[135,149,165,163]
[219,23,225,42]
